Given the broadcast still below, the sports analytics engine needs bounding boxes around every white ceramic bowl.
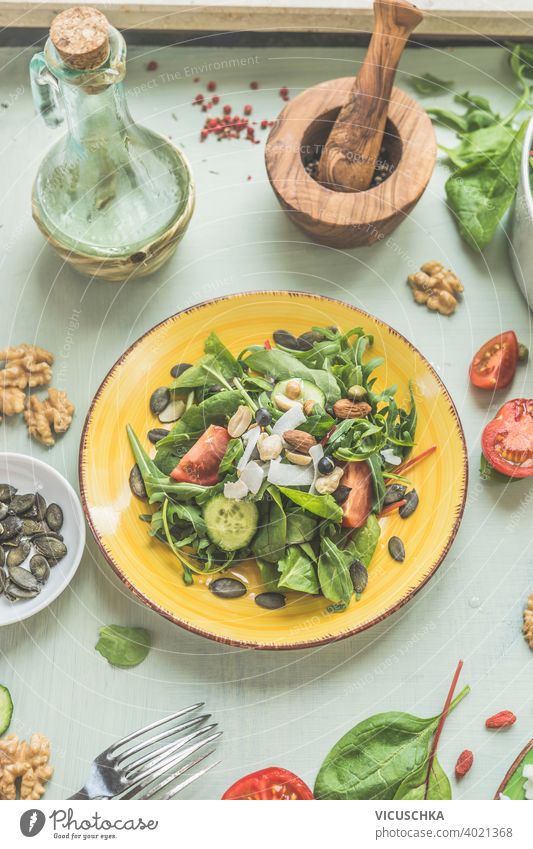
[510,115,533,308]
[0,453,85,626]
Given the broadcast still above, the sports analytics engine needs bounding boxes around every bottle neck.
[59,80,132,146]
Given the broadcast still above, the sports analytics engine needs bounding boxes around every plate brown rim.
[494,737,533,799]
[79,290,468,650]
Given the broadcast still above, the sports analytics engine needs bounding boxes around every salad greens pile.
[128,325,417,611]
[413,44,533,249]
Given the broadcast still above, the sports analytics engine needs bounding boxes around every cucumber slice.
[0,685,13,735]
[203,494,259,552]
[272,378,325,407]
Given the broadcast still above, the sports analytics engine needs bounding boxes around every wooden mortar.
[265,2,436,248]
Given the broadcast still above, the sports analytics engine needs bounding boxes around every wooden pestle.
[318,0,423,193]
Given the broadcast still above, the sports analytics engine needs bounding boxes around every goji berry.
[194,93,204,105]
[260,119,269,129]
[485,710,516,729]
[250,81,259,89]
[244,104,252,115]
[455,750,474,778]
[207,81,217,91]
[279,86,289,101]
[146,60,158,72]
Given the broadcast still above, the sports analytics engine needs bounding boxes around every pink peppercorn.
[146,60,158,72]
[207,81,217,91]
[250,81,258,90]
[244,104,252,115]
[223,104,232,115]
[212,95,220,104]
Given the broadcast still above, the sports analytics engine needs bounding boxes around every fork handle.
[69,787,91,800]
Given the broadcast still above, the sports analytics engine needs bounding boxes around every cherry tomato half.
[469,331,518,390]
[222,767,314,800]
[170,424,229,486]
[341,461,373,529]
[481,399,533,479]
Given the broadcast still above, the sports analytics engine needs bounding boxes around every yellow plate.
[79,291,467,649]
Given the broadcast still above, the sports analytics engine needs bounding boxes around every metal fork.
[69,703,221,800]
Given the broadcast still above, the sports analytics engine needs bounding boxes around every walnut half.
[0,344,54,391]
[0,733,53,800]
[523,593,533,650]
[408,261,464,316]
[24,388,75,447]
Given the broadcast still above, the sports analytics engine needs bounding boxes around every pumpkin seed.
[158,399,185,424]
[0,503,8,521]
[298,330,325,351]
[0,515,22,541]
[209,578,246,599]
[388,536,406,562]
[0,547,4,567]
[399,489,419,519]
[8,564,40,592]
[150,386,170,415]
[273,329,300,350]
[34,492,47,520]
[5,582,40,601]
[350,559,368,596]
[3,535,21,548]
[22,519,45,536]
[0,570,5,595]
[34,536,67,563]
[6,541,31,569]
[30,555,50,584]
[170,362,192,378]
[0,484,16,502]
[384,483,407,505]
[45,503,64,532]
[147,428,169,445]
[129,465,147,500]
[10,494,35,515]
[255,592,286,610]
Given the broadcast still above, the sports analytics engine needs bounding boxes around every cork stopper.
[50,6,110,70]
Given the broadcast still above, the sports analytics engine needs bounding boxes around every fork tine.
[123,723,218,778]
[119,731,222,798]
[106,703,204,755]
[133,750,215,800]
[164,759,221,800]
[115,714,211,765]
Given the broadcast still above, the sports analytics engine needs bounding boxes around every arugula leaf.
[166,501,206,536]
[278,487,343,522]
[296,405,336,438]
[445,120,527,249]
[127,425,164,497]
[95,625,151,668]
[251,486,287,564]
[409,72,454,96]
[243,348,341,403]
[317,537,353,605]
[278,545,320,595]
[170,332,243,391]
[314,686,469,800]
[219,438,244,478]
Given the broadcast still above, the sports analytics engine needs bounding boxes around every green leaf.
[394,756,452,800]
[278,545,320,595]
[251,486,287,563]
[127,425,163,497]
[296,405,336,438]
[243,348,341,404]
[166,501,206,535]
[95,625,151,668]
[257,558,281,591]
[278,487,343,522]
[443,123,517,168]
[479,452,520,483]
[344,514,380,567]
[170,333,243,391]
[219,438,244,478]
[445,120,527,249]
[204,331,244,379]
[317,536,353,605]
[427,108,468,134]
[409,72,454,96]
[285,505,318,545]
[314,686,469,800]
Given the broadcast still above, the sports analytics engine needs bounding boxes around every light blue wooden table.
[1,42,532,801]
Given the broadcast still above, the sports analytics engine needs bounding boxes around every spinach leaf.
[204,331,244,380]
[154,435,195,476]
[285,505,318,545]
[409,72,453,96]
[95,625,151,668]
[317,537,353,605]
[257,558,281,591]
[445,120,526,249]
[366,453,387,513]
[278,545,320,595]
[251,486,287,564]
[394,756,451,800]
[344,514,380,567]
[127,425,165,497]
[243,348,341,403]
[170,332,243,390]
[314,686,469,800]
[441,123,516,169]
[278,487,343,522]
[426,108,468,134]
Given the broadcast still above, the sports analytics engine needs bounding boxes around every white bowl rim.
[0,452,86,626]
[520,115,533,218]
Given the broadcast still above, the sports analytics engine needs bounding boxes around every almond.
[333,400,372,419]
[282,429,317,454]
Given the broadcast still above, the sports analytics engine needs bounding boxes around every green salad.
[127,324,419,611]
